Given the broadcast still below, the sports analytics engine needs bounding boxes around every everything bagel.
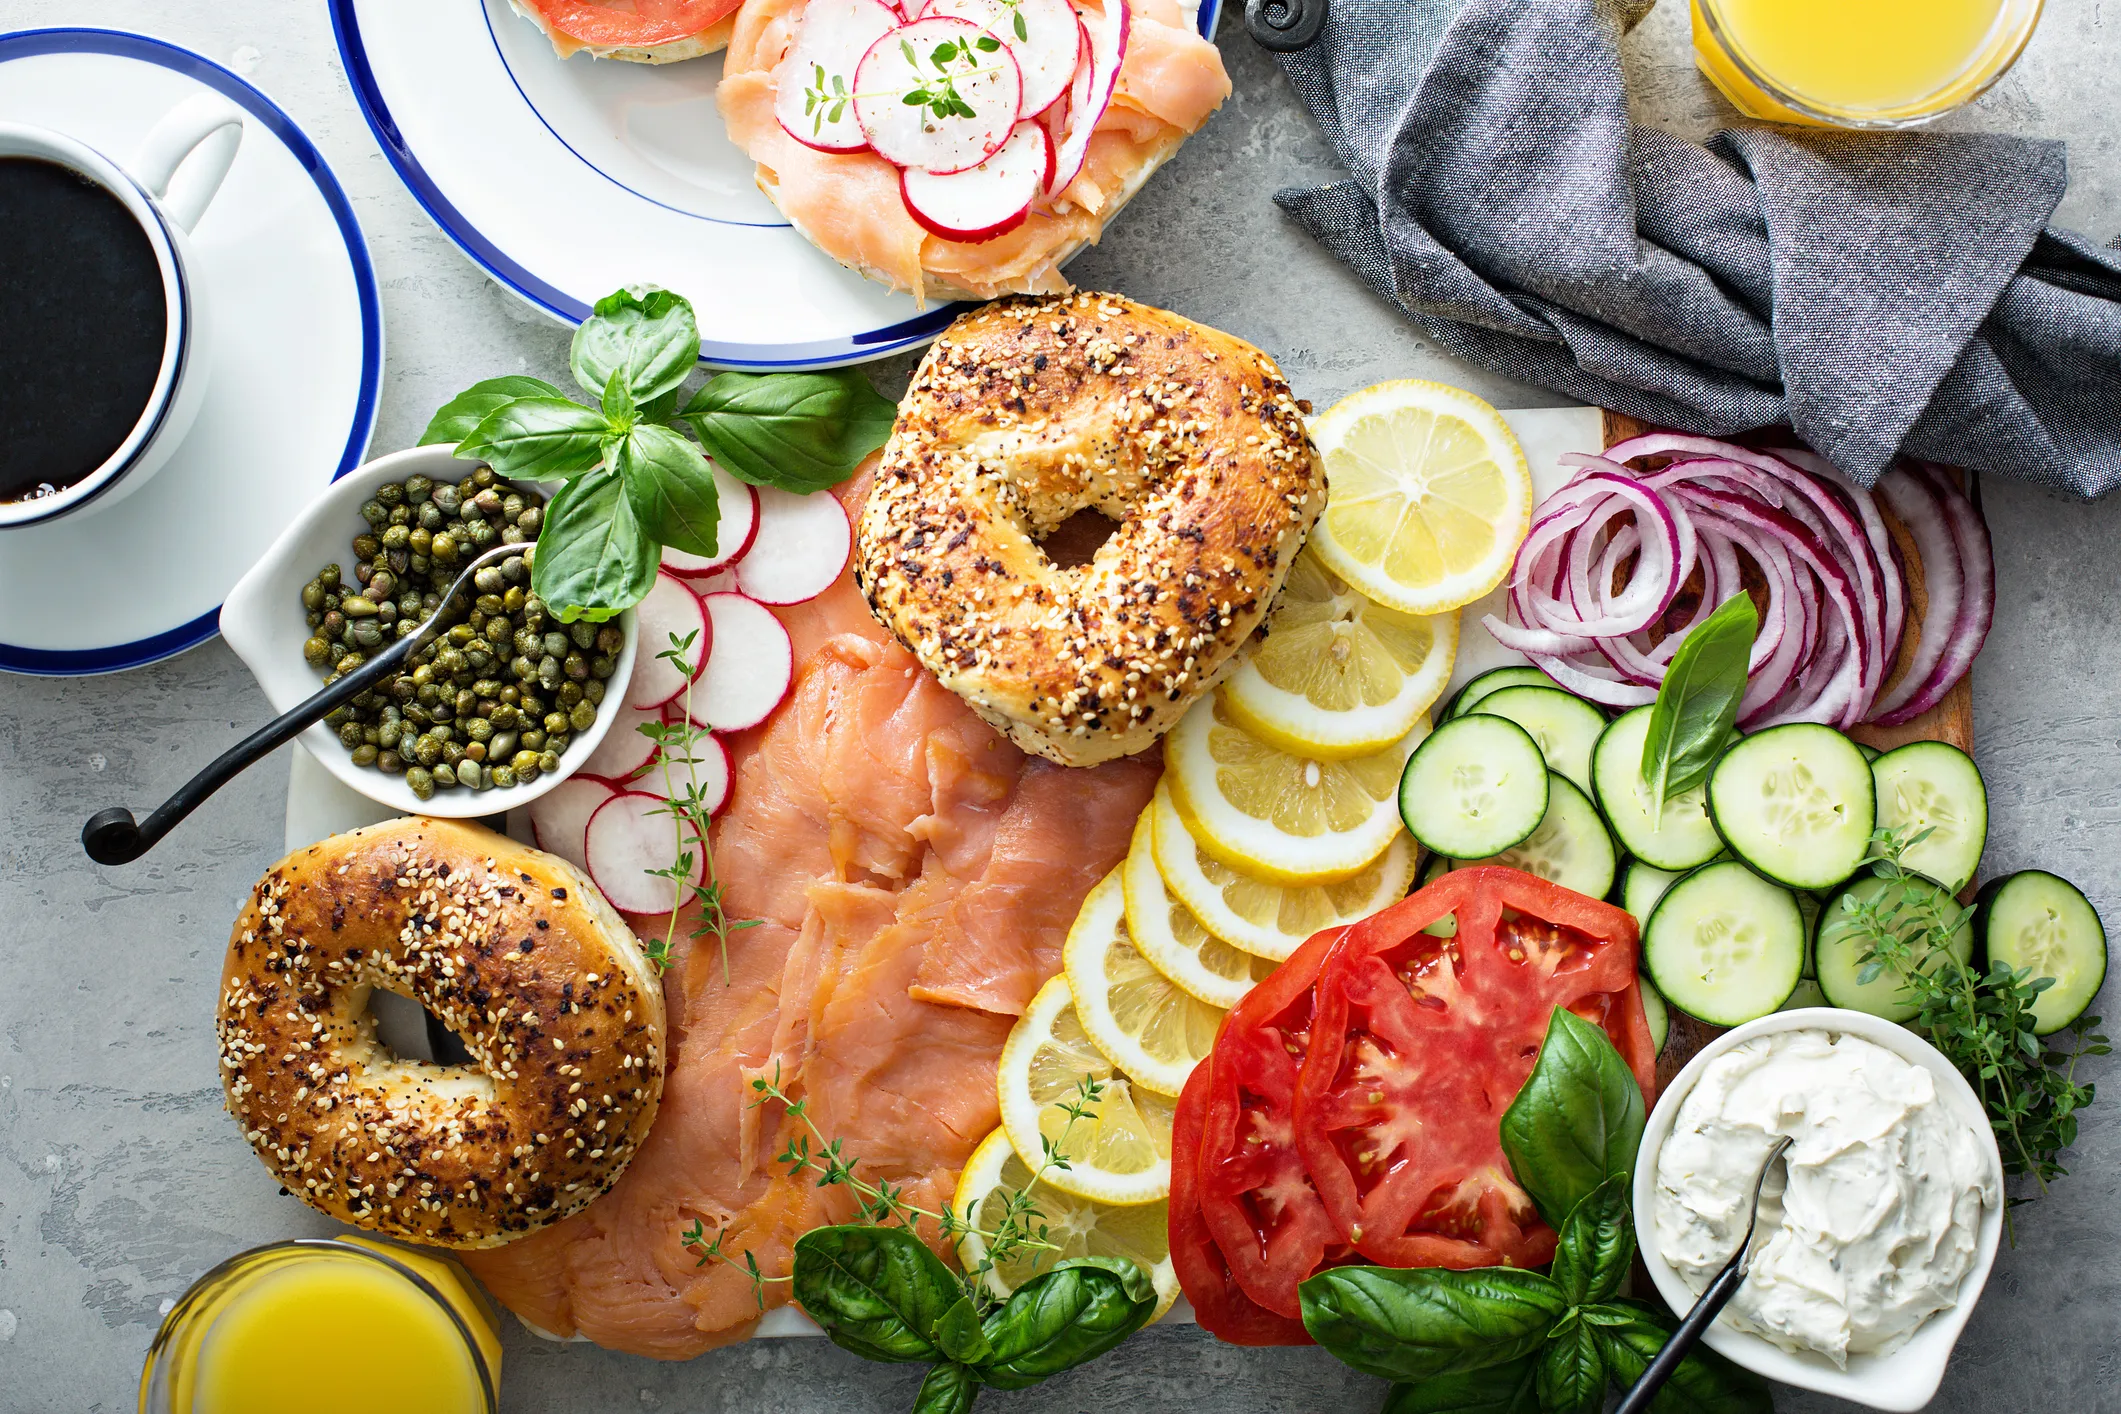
[216,816,664,1249]
[856,293,1326,767]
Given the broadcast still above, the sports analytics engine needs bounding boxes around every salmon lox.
[461,470,1157,1356]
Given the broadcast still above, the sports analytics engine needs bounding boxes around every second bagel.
[856,293,1326,768]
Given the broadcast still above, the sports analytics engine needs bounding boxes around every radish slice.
[696,593,796,731]
[626,570,712,710]
[774,0,904,153]
[855,17,1023,174]
[661,461,760,576]
[736,488,852,605]
[585,791,700,916]
[653,721,734,817]
[578,703,665,782]
[1047,0,1125,198]
[688,568,741,597]
[530,775,617,875]
[922,0,1082,116]
[901,121,1050,242]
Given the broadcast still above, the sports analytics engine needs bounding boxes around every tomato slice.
[525,0,738,46]
[1192,924,1358,1319]
[1169,1055,1311,1346]
[1294,866,1657,1271]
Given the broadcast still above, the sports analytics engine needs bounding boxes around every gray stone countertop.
[2,1,2118,1410]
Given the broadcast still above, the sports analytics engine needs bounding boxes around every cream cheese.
[1653,1028,1997,1367]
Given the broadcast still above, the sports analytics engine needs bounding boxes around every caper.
[378,722,403,751]
[352,562,373,587]
[489,765,517,790]
[335,721,363,748]
[381,524,411,551]
[590,654,618,679]
[557,682,583,708]
[501,493,525,520]
[471,465,497,490]
[520,690,546,717]
[436,648,468,676]
[406,767,435,800]
[520,728,546,752]
[463,741,488,765]
[324,706,352,729]
[417,501,444,531]
[511,756,541,786]
[498,685,521,706]
[431,482,461,514]
[352,620,384,649]
[466,518,497,548]
[352,534,381,561]
[583,679,606,706]
[306,611,323,630]
[502,586,526,613]
[350,744,379,767]
[375,480,405,508]
[404,474,433,504]
[474,565,504,594]
[516,506,543,535]
[368,569,397,599]
[377,751,404,775]
[432,763,458,788]
[414,735,443,768]
[475,594,504,617]
[430,722,454,744]
[490,703,520,731]
[342,595,378,618]
[563,652,589,681]
[455,689,479,719]
[301,581,325,612]
[388,504,410,527]
[488,729,519,762]
[335,652,365,675]
[321,614,351,642]
[510,654,537,682]
[538,655,562,689]
[431,531,458,561]
[302,637,331,667]
[500,524,526,545]
[447,622,476,648]
[375,603,398,627]
[318,563,342,589]
[542,631,569,659]
[538,750,562,775]
[360,499,388,527]
[569,701,598,732]
[466,717,494,744]
[471,488,502,518]
[459,760,489,790]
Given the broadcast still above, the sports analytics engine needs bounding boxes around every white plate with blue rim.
[0,28,382,677]
[329,0,1222,371]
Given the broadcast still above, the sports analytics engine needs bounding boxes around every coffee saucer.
[0,29,381,676]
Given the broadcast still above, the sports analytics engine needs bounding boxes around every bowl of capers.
[220,443,638,818]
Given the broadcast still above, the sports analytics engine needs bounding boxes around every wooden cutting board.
[1596,412,1977,1090]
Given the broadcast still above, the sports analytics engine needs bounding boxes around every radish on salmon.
[773,0,905,152]
[529,774,618,874]
[626,571,712,710]
[900,120,1051,242]
[735,488,852,605]
[660,462,760,575]
[655,710,736,815]
[586,790,699,914]
[922,0,1084,115]
[694,592,795,730]
[853,17,1024,173]
[1047,0,1125,198]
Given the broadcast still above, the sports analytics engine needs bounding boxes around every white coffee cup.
[0,95,244,530]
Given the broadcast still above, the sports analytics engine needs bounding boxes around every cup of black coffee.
[0,95,245,530]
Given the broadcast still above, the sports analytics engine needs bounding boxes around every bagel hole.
[367,988,473,1066]
[1039,510,1121,570]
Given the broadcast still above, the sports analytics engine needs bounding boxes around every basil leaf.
[681,369,897,494]
[913,1362,981,1414]
[458,397,611,482]
[570,285,699,405]
[791,1226,962,1365]
[603,366,638,428]
[1550,1177,1635,1308]
[934,1297,994,1368]
[1298,1266,1565,1382]
[1380,1361,1540,1414]
[1588,1302,1773,1414]
[1536,1315,1607,1414]
[419,376,564,446]
[1499,1008,1647,1228]
[617,422,720,559]
[974,1257,1157,1390]
[530,466,658,622]
[1641,590,1756,812]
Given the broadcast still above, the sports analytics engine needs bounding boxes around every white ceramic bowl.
[221,444,637,818]
[1633,1008,2004,1412]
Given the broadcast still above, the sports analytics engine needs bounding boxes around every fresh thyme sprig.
[639,629,758,979]
[802,35,1009,135]
[681,1065,1105,1313]
[1847,827,2107,1241]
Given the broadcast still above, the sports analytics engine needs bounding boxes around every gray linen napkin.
[1272,0,2121,496]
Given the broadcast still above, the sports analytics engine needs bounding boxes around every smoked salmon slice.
[461,470,1156,1357]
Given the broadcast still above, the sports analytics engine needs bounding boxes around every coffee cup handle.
[128,94,245,234]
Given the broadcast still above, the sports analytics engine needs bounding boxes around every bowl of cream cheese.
[1634,1008,2004,1411]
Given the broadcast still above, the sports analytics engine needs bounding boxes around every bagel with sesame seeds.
[855,293,1327,768]
[215,815,665,1249]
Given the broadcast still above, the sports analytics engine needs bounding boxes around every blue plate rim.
[329,0,1222,369]
[0,26,384,678]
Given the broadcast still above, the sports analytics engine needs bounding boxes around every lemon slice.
[1120,806,1274,1008]
[1064,870,1225,1097]
[1222,548,1459,760]
[998,975,1178,1205]
[1307,380,1532,615]
[952,1127,1180,1318]
[1164,690,1424,885]
[1149,782,1418,961]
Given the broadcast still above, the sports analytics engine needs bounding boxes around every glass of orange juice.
[140,1237,502,1414]
[1692,0,2044,128]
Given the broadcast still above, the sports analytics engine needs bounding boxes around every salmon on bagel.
[856,293,1326,767]
[215,816,665,1249]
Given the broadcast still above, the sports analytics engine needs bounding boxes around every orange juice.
[1693,0,2042,127]
[140,1239,501,1414]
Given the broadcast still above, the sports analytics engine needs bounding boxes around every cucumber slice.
[1639,973,1670,1052]
[1399,714,1549,859]
[1446,666,1553,719]
[1780,977,1829,1011]
[1621,860,1683,929]
[1591,706,1725,871]
[1871,741,1988,893]
[1470,685,1606,794]
[1643,860,1806,1026]
[1977,870,2107,1035]
[1707,723,1876,890]
[1814,873,1973,1023]
[1457,772,1617,899]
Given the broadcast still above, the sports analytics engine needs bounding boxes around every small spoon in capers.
[80,542,522,866]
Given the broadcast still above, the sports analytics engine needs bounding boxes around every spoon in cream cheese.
[1615,1134,1793,1414]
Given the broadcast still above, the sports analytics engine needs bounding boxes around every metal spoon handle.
[1614,1135,1792,1414]
[81,543,519,865]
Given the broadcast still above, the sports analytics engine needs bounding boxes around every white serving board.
[278,406,1602,1340]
